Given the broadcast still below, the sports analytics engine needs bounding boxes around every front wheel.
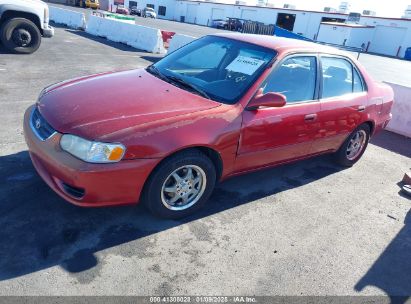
[334,124,370,167]
[0,18,41,54]
[142,150,216,219]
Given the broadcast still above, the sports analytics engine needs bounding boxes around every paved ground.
[0,26,411,299]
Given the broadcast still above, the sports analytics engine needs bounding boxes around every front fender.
[0,4,43,28]
[114,104,244,178]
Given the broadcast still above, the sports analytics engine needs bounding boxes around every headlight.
[60,134,125,163]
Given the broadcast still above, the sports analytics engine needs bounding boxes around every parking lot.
[0,22,410,299]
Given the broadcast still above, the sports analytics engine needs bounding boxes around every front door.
[235,55,321,173]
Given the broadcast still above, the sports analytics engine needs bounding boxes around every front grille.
[30,108,56,141]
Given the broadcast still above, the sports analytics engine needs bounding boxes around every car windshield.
[149,36,276,104]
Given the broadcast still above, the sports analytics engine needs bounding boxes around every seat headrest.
[326,66,348,81]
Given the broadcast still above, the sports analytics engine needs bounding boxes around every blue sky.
[247,0,409,17]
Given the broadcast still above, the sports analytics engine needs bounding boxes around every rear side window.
[321,57,365,99]
[262,56,317,103]
[353,68,364,92]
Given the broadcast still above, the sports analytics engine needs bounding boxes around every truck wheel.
[0,18,41,54]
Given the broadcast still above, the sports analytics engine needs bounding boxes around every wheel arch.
[139,145,223,210]
[336,120,375,152]
[363,120,375,136]
[164,146,223,181]
[0,10,42,35]
[144,146,224,188]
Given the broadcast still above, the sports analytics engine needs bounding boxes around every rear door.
[312,55,368,153]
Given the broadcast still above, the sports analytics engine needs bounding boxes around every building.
[72,0,411,58]
[403,5,411,19]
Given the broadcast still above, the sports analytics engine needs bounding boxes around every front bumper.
[43,24,54,38]
[23,105,160,207]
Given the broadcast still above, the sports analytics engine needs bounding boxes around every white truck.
[0,0,54,54]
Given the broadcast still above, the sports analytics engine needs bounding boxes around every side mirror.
[246,91,286,111]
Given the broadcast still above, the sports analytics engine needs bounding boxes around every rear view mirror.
[246,90,287,110]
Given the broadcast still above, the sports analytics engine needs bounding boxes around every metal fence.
[225,20,364,59]
[242,21,275,36]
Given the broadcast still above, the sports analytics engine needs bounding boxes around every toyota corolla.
[23,34,393,218]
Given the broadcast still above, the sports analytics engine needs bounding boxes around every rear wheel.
[0,18,41,54]
[142,150,216,219]
[334,124,370,167]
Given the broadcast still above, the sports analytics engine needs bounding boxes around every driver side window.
[262,56,317,103]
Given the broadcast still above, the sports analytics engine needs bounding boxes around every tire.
[142,150,217,219]
[0,18,41,54]
[334,124,370,167]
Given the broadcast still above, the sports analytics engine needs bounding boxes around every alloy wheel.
[161,165,207,211]
[346,129,367,160]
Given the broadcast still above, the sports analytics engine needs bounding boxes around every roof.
[321,22,375,28]
[179,0,411,22]
[213,33,347,55]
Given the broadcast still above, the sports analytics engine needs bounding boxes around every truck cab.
[0,0,54,54]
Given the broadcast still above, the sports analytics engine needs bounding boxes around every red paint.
[24,34,394,207]
[161,31,176,49]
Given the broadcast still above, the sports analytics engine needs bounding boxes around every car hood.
[37,69,221,140]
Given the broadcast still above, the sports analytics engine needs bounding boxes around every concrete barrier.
[49,6,86,30]
[385,82,411,138]
[168,34,196,53]
[86,15,166,54]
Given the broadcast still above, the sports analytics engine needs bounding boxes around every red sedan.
[24,34,393,218]
[115,5,129,15]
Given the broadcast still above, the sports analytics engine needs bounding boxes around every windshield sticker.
[225,56,265,75]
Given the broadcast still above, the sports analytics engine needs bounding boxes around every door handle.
[358,106,366,112]
[304,114,317,121]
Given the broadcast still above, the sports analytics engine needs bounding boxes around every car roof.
[212,33,349,57]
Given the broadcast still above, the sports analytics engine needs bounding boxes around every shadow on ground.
[354,209,411,304]
[370,130,411,158]
[354,131,411,303]
[0,149,343,281]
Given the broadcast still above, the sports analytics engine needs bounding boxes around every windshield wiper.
[148,66,211,100]
[147,65,169,82]
[166,75,211,100]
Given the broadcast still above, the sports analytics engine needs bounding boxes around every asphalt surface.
[0,25,411,298]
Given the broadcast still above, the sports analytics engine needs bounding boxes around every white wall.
[170,1,411,57]
[346,27,374,48]
[100,0,411,58]
[368,25,408,56]
[317,24,351,45]
[385,82,411,138]
[356,16,411,57]
[123,0,176,20]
